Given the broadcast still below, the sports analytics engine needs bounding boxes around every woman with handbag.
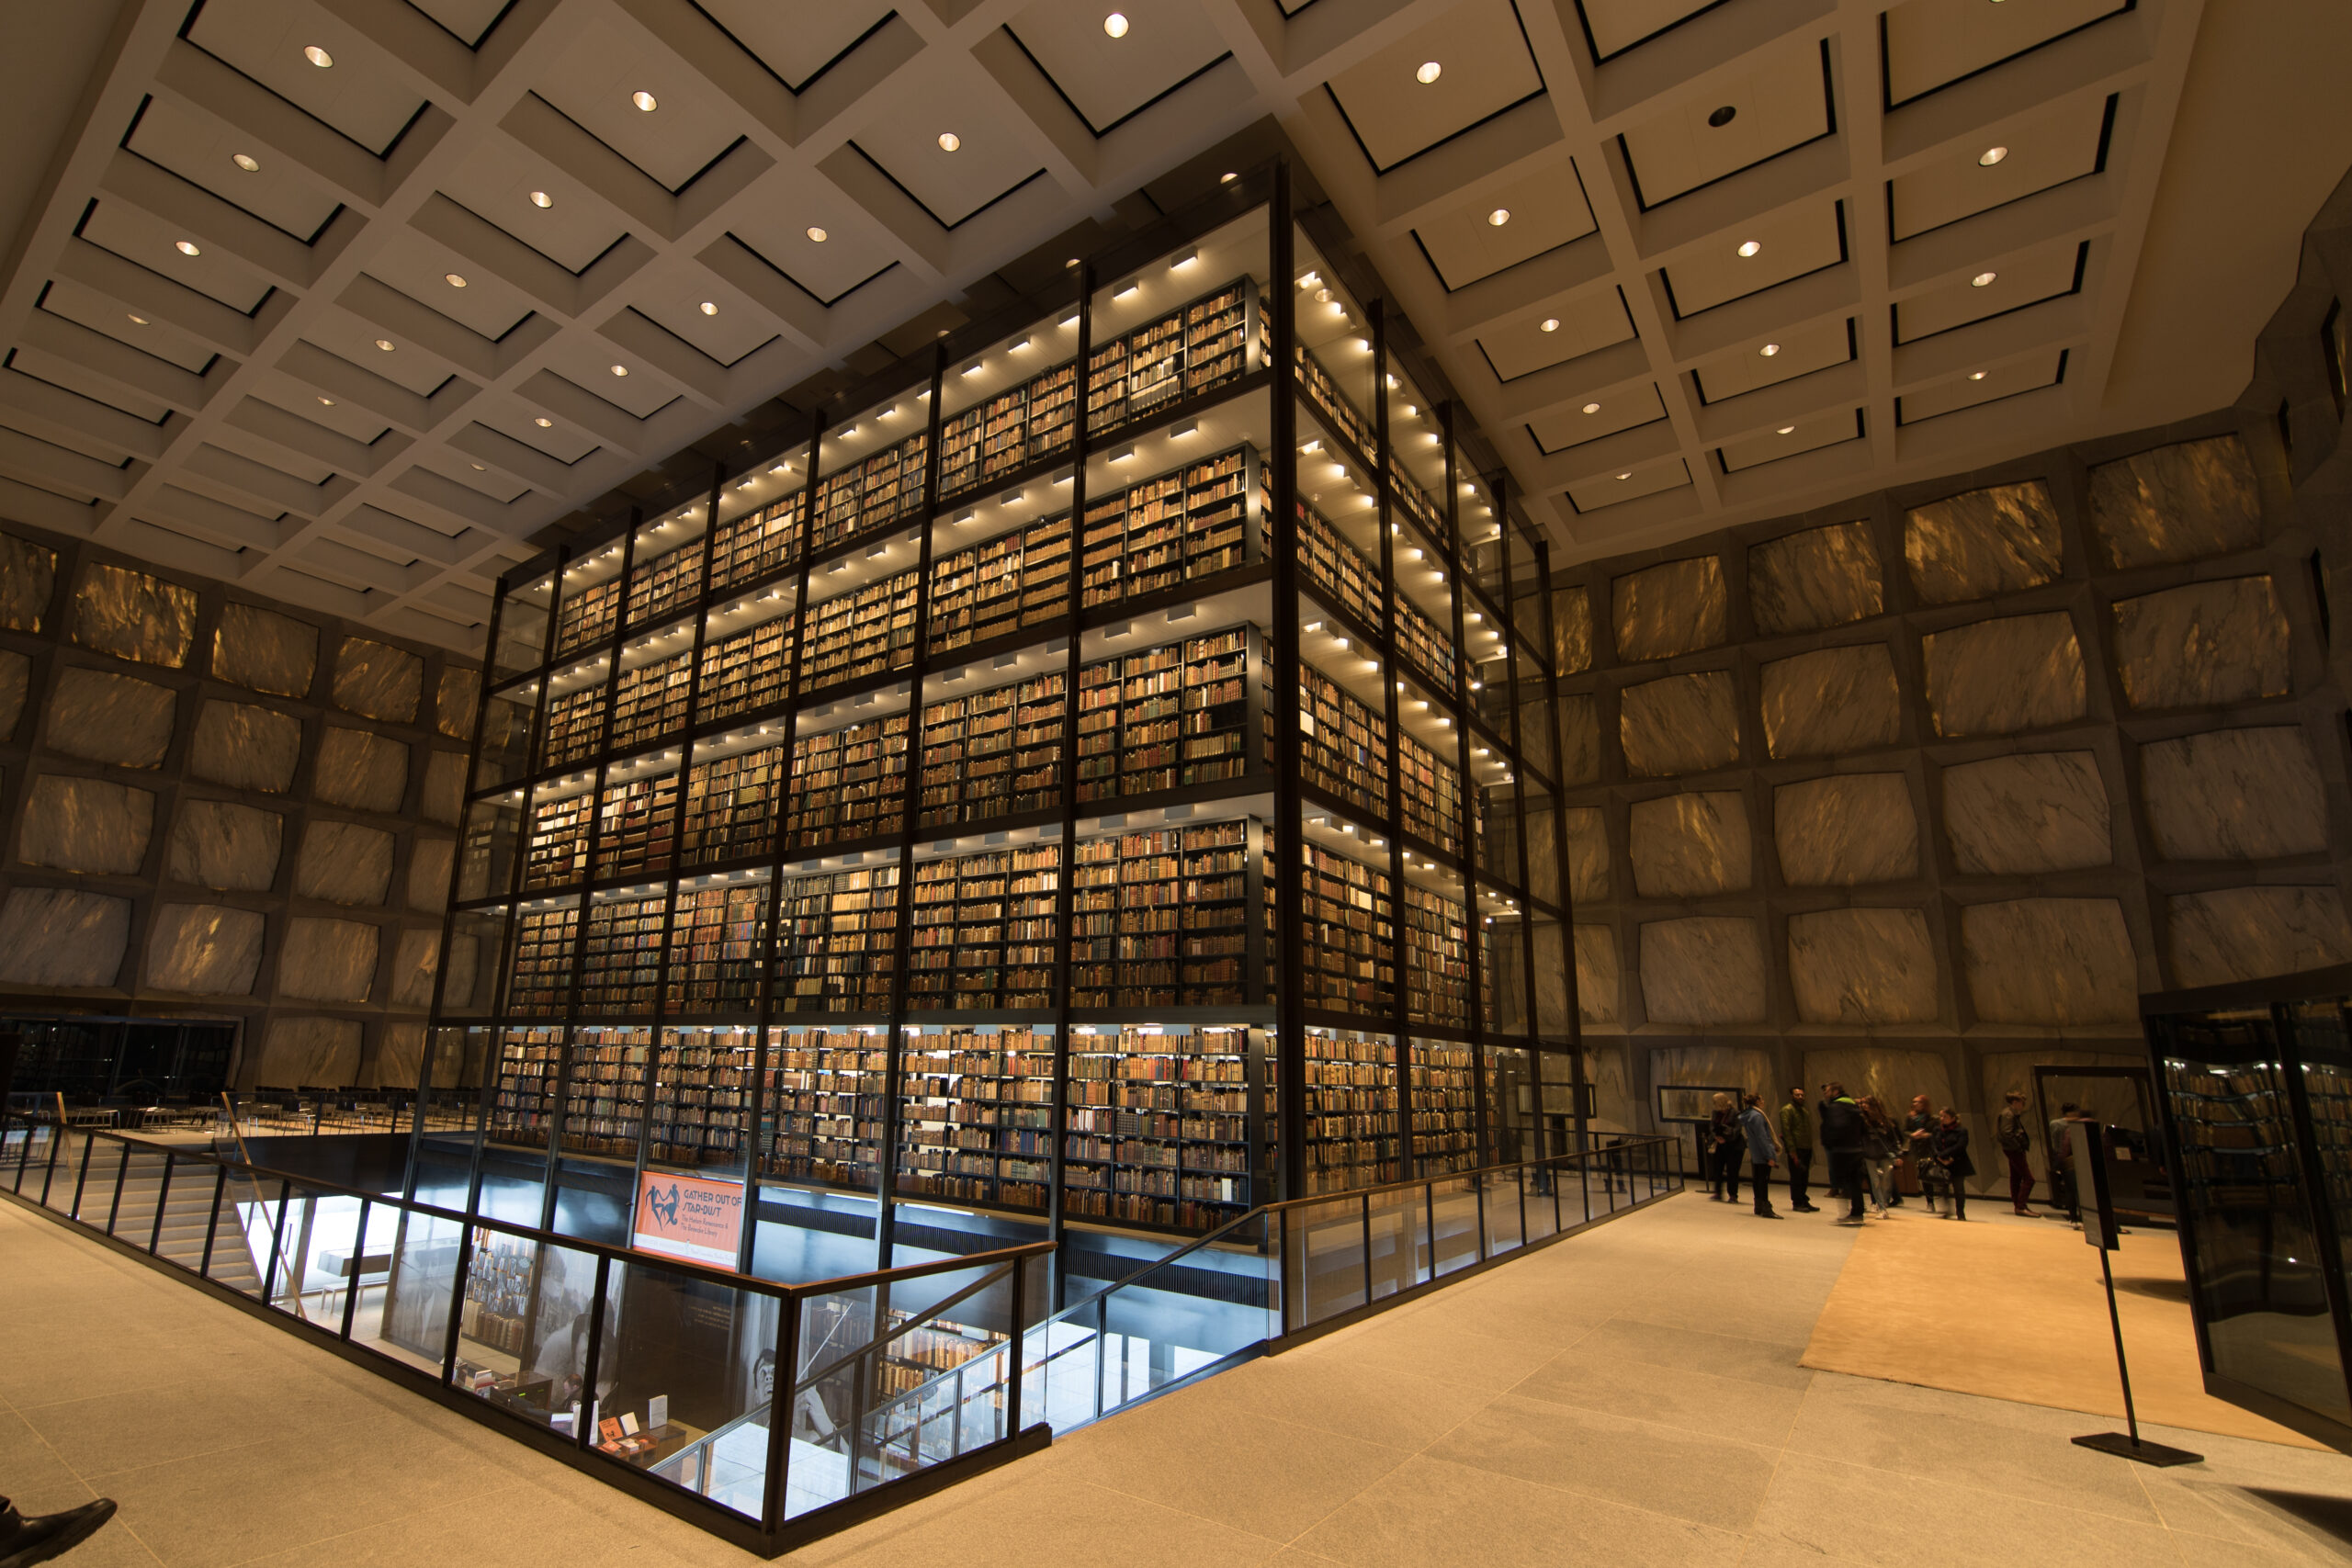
[1929,1107,1975,1221]
[1858,1097,1902,1216]
[1707,1091,1745,1202]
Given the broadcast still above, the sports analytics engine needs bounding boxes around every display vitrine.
[418,165,1584,1265]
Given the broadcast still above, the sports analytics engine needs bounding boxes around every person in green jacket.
[1778,1088,1817,1213]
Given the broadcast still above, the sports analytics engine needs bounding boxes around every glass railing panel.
[1287,1197,1367,1327]
[267,1190,368,1326]
[69,1136,124,1226]
[1364,1187,1418,1301]
[608,1261,777,1521]
[212,1177,285,1300]
[363,1208,463,1374]
[4,1118,54,1196]
[1522,1159,1562,1243]
[1481,1167,1525,1258]
[450,1229,606,1439]
[151,1152,217,1269]
[1426,1176,1480,1278]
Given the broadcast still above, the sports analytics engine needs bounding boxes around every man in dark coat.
[1816,1082,1868,1226]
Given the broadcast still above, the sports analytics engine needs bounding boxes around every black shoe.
[1792,1204,1819,1213]
[0,1498,118,1567]
[1756,1210,1784,1219]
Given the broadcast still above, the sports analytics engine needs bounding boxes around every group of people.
[1705,1086,2098,1224]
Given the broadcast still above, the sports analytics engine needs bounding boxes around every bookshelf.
[593,772,679,881]
[1081,448,1260,608]
[539,683,607,770]
[1410,1039,1477,1174]
[666,884,767,1016]
[1085,278,1258,436]
[1063,1024,1255,1230]
[609,650,695,752]
[893,1026,1057,1211]
[802,569,921,694]
[1302,1028,1398,1193]
[1298,663,1388,820]
[763,1027,890,1190]
[939,365,1077,501]
[563,1025,650,1158]
[489,1025,563,1145]
[698,609,795,723]
[1403,882,1474,1028]
[927,513,1071,656]
[1300,841,1395,1015]
[786,716,912,850]
[814,432,931,555]
[918,673,1068,829]
[553,578,621,659]
[773,865,901,1012]
[1069,823,1269,1010]
[711,495,805,593]
[649,1027,758,1169]
[680,744,786,869]
[1076,627,1264,804]
[578,893,665,1016]
[628,539,704,628]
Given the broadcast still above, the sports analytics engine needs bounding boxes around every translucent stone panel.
[435,665,481,740]
[1649,1045,1773,1103]
[1749,521,1883,636]
[1559,694,1601,784]
[2111,577,2290,711]
[0,532,56,631]
[1611,557,1726,661]
[1788,908,1939,1024]
[390,928,443,1008]
[277,917,380,1003]
[257,1017,362,1087]
[1799,1046,1952,1122]
[69,563,196,668]
[2086,434,2263,570]
[211,603,318,697]
[144,904,265,995]
[1960,897,2137,1024]
[18,776,154,874]
[2167,886,2352,988]
[1553,587,1592,674]
[1565,807,1609,901]
[442,933,481,1011]
[1773,774,1917,886]
[1639,916,1767,1025]
[2141,728,2327,862]
[1760,645,1900,759]
[1904,480,2064,605]
[0,888,129,987]
[1575,924,1621,1024]
[48,669,175,769]
[1628,792,1751,897]
[187,701,301,793]
[0,649,28,740]
[1621,671,1739,775]
[314,728,409,813]
[421,749,466,826]
[294,820,394,907]
[375,1021,426,1090]
[1583,1046,1634,1129]
[1940,752,2111,874]
[407,837,456,912]
[332,637,424,723]
[1921,614,2085,737]
[166,800,283,891]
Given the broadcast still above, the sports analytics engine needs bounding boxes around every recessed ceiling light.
[1971,270,1997,288]
[1487,208,1510,227]
[317,396,334,407]
[610,364,629,377]
[1540,318,1559,333]
[469,462,487,471]
[1219,171,1237,184]
[1969,370,1987,381]
[445,273,468,288]
[1615,472,1632,480]
[1417,61,1442,85]
[1582,401,1600,414]
[528,190,552,209]
[535,416,553,427]
[1759,343,1780,356]
[937,131,961,152]
[1102,11,1128,37]
[232,152,260,173]
[374,338,394,351]
[127,313,148,325]
[1708,105,1736,128]
[303,45,333,68]
[1777,425,1795,434]
[699,301,718,315]
[806,225,828,243]
[1979,146,2008,166]
[175,239,200,256]
[631,90,657,111]
[1736,240,1760,257]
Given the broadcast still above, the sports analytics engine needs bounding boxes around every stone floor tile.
[1427,1393,1779,1532]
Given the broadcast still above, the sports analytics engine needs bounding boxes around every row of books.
[1068,824,1271,1008]
[928,513,1072,655]
[814,432,930,554]
[1298,664,1389,820]
[1081,448,1259,608]
[1403,882,1476,1030]
[908,849,1061,1010]
[1302,1031,1402,1193]
[1087,280,1255,434]
[939,366,1076,501]
[918,673,1067,828]
[1077,626,1262,802]
[1301,843,1396,1013]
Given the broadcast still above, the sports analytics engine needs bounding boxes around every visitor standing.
[1930,1108,1975,1221]
[1816,1082,1868,1225]
[1741,1092,1781,1218]
[1902,1093,1937,1213]
[1996,1090,2035,1215]
[1858,1096,1902,1216]
[1779,1087,1816,1212]
[1707,1092,1745,1203]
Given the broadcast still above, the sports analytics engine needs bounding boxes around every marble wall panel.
[435,666,481,740]
[1533,921,1570,1034]
[1582,1046,1637,1132]
[1559,694,1600,785]
[0,532,55,631]
[1621,671,1740,776]
[1749,521,1884,635]
[166,800,282,891]
[48,669,175,769]
[0,888,129,987]
[1639,916,1768,1024]
[1553,588,1592,675]
[443,933,481,1011]
[1978,1048,2148,1128]
[1801,1047,1954,1122]
[2167,886,2352,988]
[1960,898,2138,1024]
[374,1021,426,1090]
[0,649,28,740]
[1922,614,2086,736]
[18,776,153,874]
[1788,908,1940,1024]
[1941,752,2112,874]
[257,1017,362,1088]
[2112,577,2291,711]
[210,603,317,697]
[313,728,408,814]
[390,928,441,1008]
[1629,792,1752,897]
[277,916,379,1003]
[295,820,394,907]
[332,637,423,724]
[407,836,455,912]
[1773,774,1918,886]
[1904,480,2064,604]
[143,904,265,995]
[1759,645,1901,759]
[69,563,195,668]
[2087,435,2263,570]
[1575,925,1620,1024]
[1611,557,1726,661]
[187,700,301,793]
[2141,728,2328,861]
[1649,1045,1774,1104]
[421,749,466,826]
[1565,807,1609,902]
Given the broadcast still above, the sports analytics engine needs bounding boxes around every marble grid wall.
[1552,415,2348,1188]
[0,516,481,1090]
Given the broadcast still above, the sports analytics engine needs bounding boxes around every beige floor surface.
[6,1190,2352,1566]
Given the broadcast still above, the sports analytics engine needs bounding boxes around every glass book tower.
[418,165,1584,1278]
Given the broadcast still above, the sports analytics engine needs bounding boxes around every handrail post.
[1092,1292,1108,1424]
[441,1223,474,1384]
[67,1130,96,1220]
[150,1151,175,1254]
[200,1165,226,1278]
[1006,1249,1027,1438]
[341,1199,369,1340]
[103,1141,130,1235]
[760,1287,798,1537]
[578,1254,612,1450]
[38,1120,63,1207]
[1360,1190,1374,1304]
[263,1179,292,1310]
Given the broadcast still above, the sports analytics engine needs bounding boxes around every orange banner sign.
[631,1170,746,1268]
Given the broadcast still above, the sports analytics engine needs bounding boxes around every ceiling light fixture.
[937,131,961,152]
[1759,342,1780,356]
[1737,239,1760,257]
[1979,145,2008,166]
[1487,208,1510,227]
[1416,61,1442,85]
[1615,471,1631,480]
[1582,401,1600,414]
[699,301,718,315]
[175,239,200,256]
[1708,105,1736,128]
[1219,171,1237,184]
[1540,317,1559,333]
[469,462,487,471]
[232,152,261,173]
[1777,425,1795,434]
[374,338,394,351]
[445,273,468,288]
[303,44,334,67]
[806,225,828,243]
[1969,370,1987,380]
[1971,270,1997,288]
[317,396,334,406]
[127,314,148,325]
[610,364,629,377]
[631,90,657,111]
[1102,11,1128,37]
[535,416,553,427]
[528,190,552,208]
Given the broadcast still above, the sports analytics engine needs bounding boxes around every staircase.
[51,1137,263,1293]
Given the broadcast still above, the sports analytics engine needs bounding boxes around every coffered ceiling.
[0,0,2335,652]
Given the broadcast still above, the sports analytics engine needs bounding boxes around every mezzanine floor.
[3,1190,2347,1568]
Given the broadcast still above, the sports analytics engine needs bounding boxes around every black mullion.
[1533,535,1590,1154]
[2278,1009,2352,1400]
[1269,167,1306,1203]
[1438,410,1489,1170]
[1371,301,1410,1184]
[1046,262,1093,1305]
[1496,479,1546,1154]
